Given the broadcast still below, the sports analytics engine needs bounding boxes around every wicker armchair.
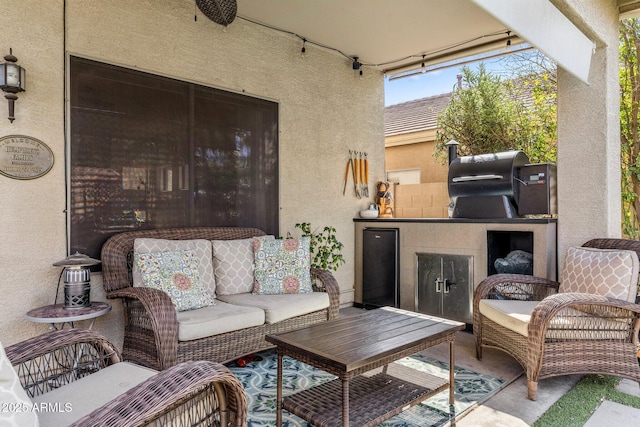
[474,238,640,400]
[4,329,246,426]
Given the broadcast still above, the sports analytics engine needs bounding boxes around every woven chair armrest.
[528,293,640,376]
[109,286,179,369]
[6,330,121,397]
[5,329,120,367]
[70,361,247,427]
[530,292,640,332]
[311,268,341,319]
[474,274,559,301]
[473,274,559,326]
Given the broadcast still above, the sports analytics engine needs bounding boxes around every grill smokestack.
[446,140,459,165]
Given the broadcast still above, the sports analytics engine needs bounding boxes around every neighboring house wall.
[0,0,384,346]
[385,95,451,218]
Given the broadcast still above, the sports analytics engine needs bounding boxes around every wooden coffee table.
[266,306,465,427]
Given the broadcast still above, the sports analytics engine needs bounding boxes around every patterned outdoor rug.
[227,349,505,427]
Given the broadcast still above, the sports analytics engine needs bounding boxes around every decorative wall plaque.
[0,135,54,180]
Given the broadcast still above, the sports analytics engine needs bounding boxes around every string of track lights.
[236,15,513,78]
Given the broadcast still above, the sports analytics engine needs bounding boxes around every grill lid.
[448,150,529,203]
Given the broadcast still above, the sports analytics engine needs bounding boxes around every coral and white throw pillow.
[135,249,214,311]
[253,236,313,295]
[132,238,216,298]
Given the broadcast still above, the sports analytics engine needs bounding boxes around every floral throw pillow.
[253,236,312,294]
[135,249,214,311]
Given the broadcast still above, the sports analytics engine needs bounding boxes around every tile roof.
[384,79,539,137]
[384,93,452,137]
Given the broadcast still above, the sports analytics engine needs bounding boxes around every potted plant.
[290,222,345,272]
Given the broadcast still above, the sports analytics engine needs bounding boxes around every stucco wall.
[551,0,622,260]
[0,0,384,347]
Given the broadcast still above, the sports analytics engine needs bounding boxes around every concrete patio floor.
[339,307,640,426]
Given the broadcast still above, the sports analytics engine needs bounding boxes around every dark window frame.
[69,56,279,259]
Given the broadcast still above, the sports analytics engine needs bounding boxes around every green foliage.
[533,375,640,427]
[620,19,640,239]
[434,63,557,164]
[293,223,345,272]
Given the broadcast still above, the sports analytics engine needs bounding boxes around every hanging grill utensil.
[358,152,364,197]
[343,152,352,196]
[364,152,369,197]
[352,151,361,198]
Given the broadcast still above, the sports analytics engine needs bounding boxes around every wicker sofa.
[101,226,340,370]
[3,329,246,426]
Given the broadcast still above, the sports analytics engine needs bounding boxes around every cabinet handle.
[435,278,443,293]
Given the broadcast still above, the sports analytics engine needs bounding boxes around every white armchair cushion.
[32,362,156,426]
[559,246,639,302]
[0,341,38,427]
[479,299,630,340]
[478,299,539,337]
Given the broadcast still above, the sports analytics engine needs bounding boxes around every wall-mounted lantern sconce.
[0,48,26,123]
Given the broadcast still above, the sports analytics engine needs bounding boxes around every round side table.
[26,301,112,330]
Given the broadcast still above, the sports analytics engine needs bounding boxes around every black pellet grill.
[448,150,556,218]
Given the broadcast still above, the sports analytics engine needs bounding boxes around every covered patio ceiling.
[236,0,512,75]
[235,0,640,84]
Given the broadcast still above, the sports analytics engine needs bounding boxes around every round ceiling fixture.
[196,0,237,27]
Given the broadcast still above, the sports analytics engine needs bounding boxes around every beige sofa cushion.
[176,300,265,341]
[217,292,329,324]
[0,341,39,427]
[32,362,156,426]
[559,246,639,302]
[479,299,630,340]
[133,238,216,298]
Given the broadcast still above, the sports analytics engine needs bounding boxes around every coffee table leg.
[449,340,456,426]
[277,353,283,427]
[342,378,350,427]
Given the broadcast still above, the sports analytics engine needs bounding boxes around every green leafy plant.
[291,222,345,272]
[434,63,557,164]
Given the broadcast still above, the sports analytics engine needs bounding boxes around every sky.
[384,56,512,106]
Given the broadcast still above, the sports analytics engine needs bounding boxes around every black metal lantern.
[0,48,26,123]
[53,253,101,309]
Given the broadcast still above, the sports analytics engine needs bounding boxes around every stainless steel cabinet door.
[416,253,473,324]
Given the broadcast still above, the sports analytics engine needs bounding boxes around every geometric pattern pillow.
[253,236,312,295]
[211,238,257,296]
[211,236,275,295]
[132,238,215,298]
[559,246,639,302]
[135,249,214,311]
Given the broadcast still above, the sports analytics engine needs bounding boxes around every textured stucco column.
[553,0,621,261]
